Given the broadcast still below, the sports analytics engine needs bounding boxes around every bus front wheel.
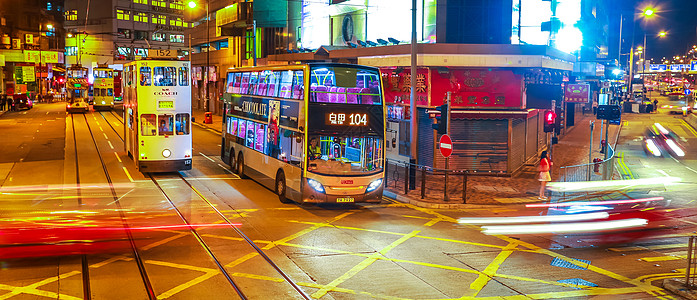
[236,154,247,178]
[228,148,236,171]
[276,171,291,204]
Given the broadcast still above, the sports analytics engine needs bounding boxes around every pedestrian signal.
[543,110,556,132]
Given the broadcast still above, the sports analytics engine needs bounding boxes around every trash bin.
[623,101,633,113]
[204,112,213,124]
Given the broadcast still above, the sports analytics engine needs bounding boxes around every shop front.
[382,67,548,174]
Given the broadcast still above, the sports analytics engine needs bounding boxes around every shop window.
[175,113,190,135]
[141,114,156,136]
[169,34,184,43]
[158,114,173,136]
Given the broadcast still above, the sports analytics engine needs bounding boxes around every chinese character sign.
[430,69,523,108]
[564,84,590,103]
[380,67,429,106]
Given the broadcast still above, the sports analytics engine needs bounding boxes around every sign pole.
[408,0,418,191]
[444,92,451,200]
[588,120,594,181]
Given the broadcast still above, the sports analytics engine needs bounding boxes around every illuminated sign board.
[158,100,174,109]
[225,95,300,129]
[649,64,667,72]
[692,61,697,72]
[326,112,368,126]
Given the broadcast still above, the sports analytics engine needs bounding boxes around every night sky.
[623,0,697,62]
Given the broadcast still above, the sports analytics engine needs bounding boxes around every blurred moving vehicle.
[643,123,685,158]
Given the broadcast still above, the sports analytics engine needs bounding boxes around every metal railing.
[385,159,468,203]
[558,145,616,182]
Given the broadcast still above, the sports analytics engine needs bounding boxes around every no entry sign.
[439,134,453,158]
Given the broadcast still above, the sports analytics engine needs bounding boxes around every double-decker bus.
[123,59,192,172]
[221,63,385,204]
[66,65,90,113]
[93,65,115,110]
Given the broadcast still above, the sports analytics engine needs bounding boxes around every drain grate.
[557,278,598,289]
[550,257,591,270]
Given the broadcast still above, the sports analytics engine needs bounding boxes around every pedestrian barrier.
[686,236,697,289]
[385,159,469,203]
[558,144,616,183]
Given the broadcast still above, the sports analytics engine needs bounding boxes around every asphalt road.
[1,101,696,299]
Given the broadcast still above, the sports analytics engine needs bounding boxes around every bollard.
[403,164,409,195]
[420,166,426,199]
[462,171,467,203]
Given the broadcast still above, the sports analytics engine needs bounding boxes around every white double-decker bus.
[123,59,192,172]
[222,63,385,204]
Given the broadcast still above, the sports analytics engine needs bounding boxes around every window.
[117,9,130,20]
[175,114,190,135]
[133,0,147,4]
[128,108,134,129]
[152,32,165,41]
[107,88,113,96]
[179,67,189,86]
[158,114,173,136]
[141,114,157,136]
[140,67,151,86]
[152,0,166,7]
[135,48,148,57]
[134,12,148,22]
[237,119,246,138]
[169,34,184,43]
[292,70,304,100]
[170,1,184,10]
[227,116,238,136]
[247,72,259,95]
[47,2,52,10]
[254,123,266,152]
[153,67,176,86]
[245,120,254,147]
[65,46,77,56]
[65,10,77,21]
[117,28,132,39]
[309,67,381,104]
[134,30,148,40]
[152,14,165,24]
[169,17,183,27]
[307,135,384,175]
[278,128,303,166]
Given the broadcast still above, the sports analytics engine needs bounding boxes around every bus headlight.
[307,179,325,193]
[366,178,383,192]
[162,149,171,158]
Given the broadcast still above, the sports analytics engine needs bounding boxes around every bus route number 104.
[327,113,368,126]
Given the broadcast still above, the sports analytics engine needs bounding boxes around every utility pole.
[408,0,418,190]
[588,120,594,181]
[444,92,451,200]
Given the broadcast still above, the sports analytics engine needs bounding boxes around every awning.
[426,109,538,120]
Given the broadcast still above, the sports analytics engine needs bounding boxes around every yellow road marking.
[640,256,684,262]
[0,271,83,300]
[141,232,188,251]
[145,260,220,299]
[114,151,122,163]
[476,286,660,300]
[494,273,599,290]
[90,256,132,268]
[99,126,104,131]
[609,246,648,252]
[465,242,519,297]
[636,272,686,282]
[311,230,421,298]
[680,119,697,137]
[123,166,134,182]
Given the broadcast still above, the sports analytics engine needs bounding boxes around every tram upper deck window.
[179,67,189,86]
[175,113,190,135]
[158,114,174,136]
[141,114,157,136]
[154,67,176,86]
[140,67,151,86]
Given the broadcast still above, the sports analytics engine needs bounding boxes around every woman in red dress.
[538,151,552,199]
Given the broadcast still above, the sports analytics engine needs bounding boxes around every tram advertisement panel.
[228,95,300,129]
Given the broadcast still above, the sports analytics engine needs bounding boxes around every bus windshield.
[307,135,383,176]
[309,66,382,105]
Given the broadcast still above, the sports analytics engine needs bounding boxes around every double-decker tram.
[66,64,90,113]
[222,63,385,204]
[92,65,115,110]
[113,69,123,104]
[123,59,192,172]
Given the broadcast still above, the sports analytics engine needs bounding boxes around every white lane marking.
[46,112,49,115]
[114,152,122,163]
[217,163,240,178]
[199,152,215,162]
[96,121,100,126]
[103,133,109,140]
[99,126,104,131]
[671,157,697,174]
[107,141,114,149]
[657,169,670,177]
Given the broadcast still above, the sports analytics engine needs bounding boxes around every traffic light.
[432,103,448,135]
[596,105,621,120]
[543,110,556,133]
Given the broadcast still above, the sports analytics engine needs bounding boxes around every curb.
[192,121,222,134]
[383,189,535,209]
[663,278,697,299]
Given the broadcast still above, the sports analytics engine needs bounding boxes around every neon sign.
[327,112,368,126]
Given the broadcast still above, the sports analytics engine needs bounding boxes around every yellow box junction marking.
[465,241,519,298]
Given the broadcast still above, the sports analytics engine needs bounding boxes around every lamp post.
[188,0,210,112]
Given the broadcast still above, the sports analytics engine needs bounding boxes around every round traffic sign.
[685,89,692,96]
[439,134,453,158]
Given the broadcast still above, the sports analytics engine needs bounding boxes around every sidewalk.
[191,109,223,134]
[386,112,623,208]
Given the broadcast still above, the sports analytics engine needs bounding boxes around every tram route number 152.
[150,49,177,59]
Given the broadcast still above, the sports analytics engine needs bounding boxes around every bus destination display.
[326,112,368,126]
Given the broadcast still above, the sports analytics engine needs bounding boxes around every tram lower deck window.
[158,114,173,135]
[175,113,189,135]
[141,114,156,136]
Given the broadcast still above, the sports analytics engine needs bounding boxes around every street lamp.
[37,23,53,97]
[643,7,655,17]
[188,0,210,112]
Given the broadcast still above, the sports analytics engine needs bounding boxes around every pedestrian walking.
[0,94,5,111]
[653,99,659,113]
[538,151,552,200]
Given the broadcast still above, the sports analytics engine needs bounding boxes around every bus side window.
[175,113,190,135]
[158,114,174,136]
[140,67,151,86]
[179,67,189,86]
[141,114,156,136]
[279,70,293,98]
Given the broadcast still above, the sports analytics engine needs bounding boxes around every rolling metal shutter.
[435,119,508,172]
[525,114,539,162]
[537,111,547,151]
[510,118,526,173]
[417,108,435,167]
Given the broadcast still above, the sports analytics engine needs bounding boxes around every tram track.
[69,114,92,300]
[76,112,157,299]
[93,110,310,298]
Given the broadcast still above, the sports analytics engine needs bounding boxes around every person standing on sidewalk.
[653,99,659,113]
[538,151,552,200]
